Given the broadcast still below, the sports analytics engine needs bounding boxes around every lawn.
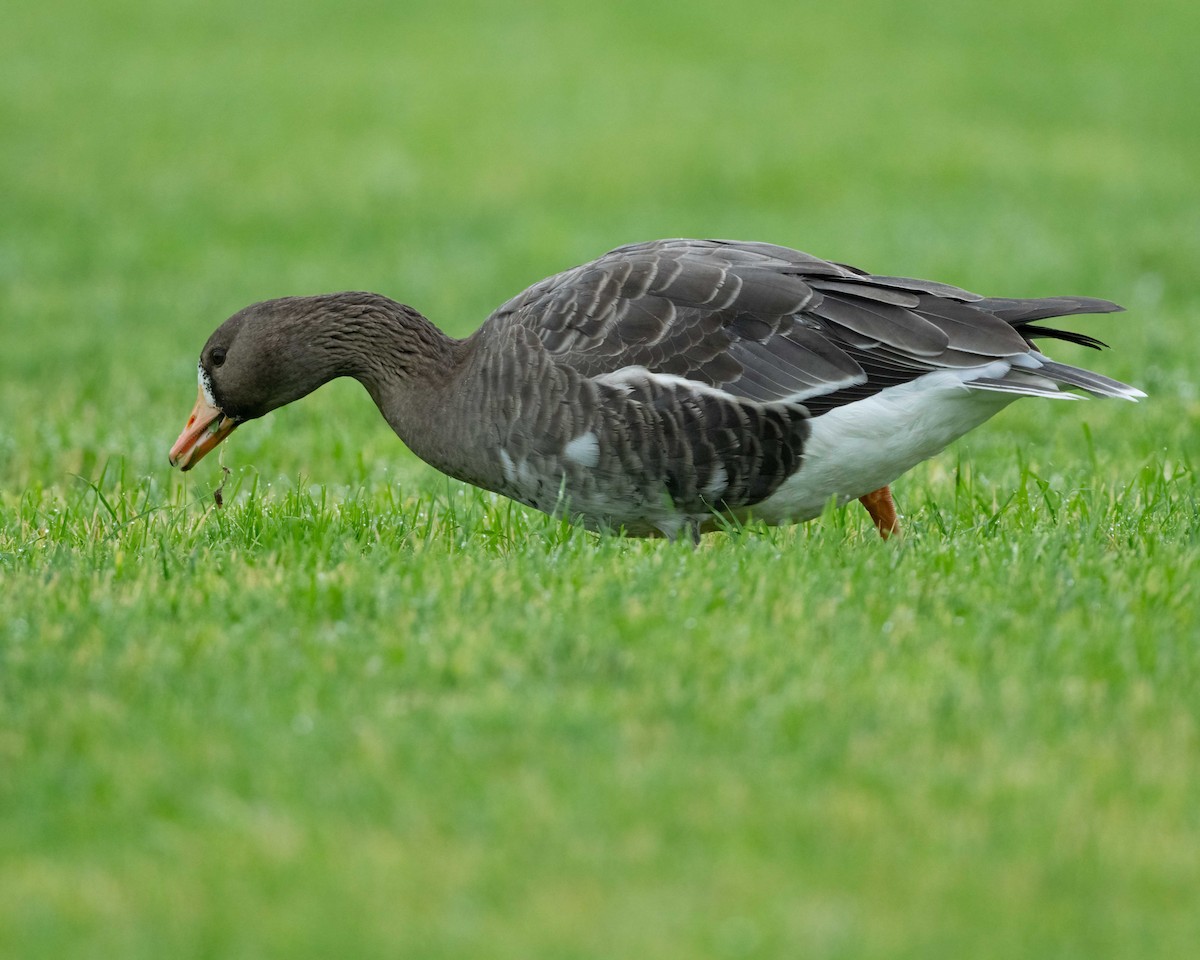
[2,0,1198,957]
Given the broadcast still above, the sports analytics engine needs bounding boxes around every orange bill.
[169,387,238,471]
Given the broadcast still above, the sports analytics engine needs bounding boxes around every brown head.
[168,292,439,470]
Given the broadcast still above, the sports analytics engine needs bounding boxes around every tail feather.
[964,295,1144,402]
[978,296,1124,350]
[968,376,1082,400]
[976,296,1124,323]
[1033,358,1146,401]
[1016,324,1110,351]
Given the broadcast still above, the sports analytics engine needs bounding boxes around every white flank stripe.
[592,366,741,402]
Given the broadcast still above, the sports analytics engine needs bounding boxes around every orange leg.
[858,485,901,539]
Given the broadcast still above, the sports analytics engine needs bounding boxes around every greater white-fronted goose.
[169,239,1143,539]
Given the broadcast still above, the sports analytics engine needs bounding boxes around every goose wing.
[488,238,1127,414]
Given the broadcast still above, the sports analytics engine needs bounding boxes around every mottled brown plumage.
[170,239,1142,538]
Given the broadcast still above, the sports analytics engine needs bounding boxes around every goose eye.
[210,347,227,368]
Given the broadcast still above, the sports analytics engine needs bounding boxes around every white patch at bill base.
[198,362,217,407]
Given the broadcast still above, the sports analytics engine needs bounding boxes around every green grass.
[3,0,1199,957]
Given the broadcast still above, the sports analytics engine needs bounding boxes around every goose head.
[169,293,422,471]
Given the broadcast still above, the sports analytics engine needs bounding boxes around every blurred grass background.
[2,0,1198,957]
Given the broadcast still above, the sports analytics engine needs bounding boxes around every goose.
[169,238,1143,540]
